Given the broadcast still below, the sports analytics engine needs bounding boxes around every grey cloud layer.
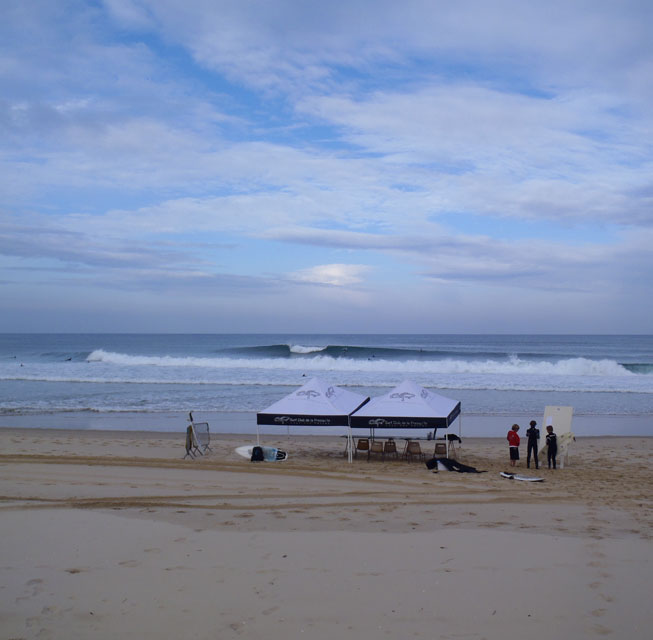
[1,0,652,330]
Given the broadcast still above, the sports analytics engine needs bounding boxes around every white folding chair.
[192,421,213,454]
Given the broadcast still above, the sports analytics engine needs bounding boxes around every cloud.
[0,0,652,331]
[289,263,371,286]
[297,86,653,226]
[113,1,653,97]
[262,226,435,251]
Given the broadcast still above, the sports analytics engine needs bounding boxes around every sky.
[1,0,652,334]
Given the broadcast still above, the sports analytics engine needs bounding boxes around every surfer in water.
[546,425,558,469]
[507,424,520,467]
[526,420,540,469]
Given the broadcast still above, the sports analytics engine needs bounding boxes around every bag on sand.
[425,457,438,470]
[426,457,486,473]
[250,446,265,462]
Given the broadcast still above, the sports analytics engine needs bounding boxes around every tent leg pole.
[256,423,260,446]
[348,425,353,464]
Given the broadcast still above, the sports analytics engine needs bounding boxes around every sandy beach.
[1,428,651,639]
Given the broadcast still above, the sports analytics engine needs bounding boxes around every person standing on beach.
[507,424,520,467]
[526,420,540,469]
[546,425,558,469]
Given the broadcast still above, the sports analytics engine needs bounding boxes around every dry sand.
[1,428,651,639]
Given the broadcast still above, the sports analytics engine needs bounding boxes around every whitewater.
[1,334,652,429]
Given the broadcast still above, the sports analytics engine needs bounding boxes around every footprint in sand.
[591,623,614,636]
[16,578,45,603]
[118,560,140,568]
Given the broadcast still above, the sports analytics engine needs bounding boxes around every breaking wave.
[288,344,328,354]
[85,349,642,377]
[3,334,652,421]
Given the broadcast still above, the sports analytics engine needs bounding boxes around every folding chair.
[354,438,370,459]
[445,433,462,459]
[433,441,447,457]
[383,439,399,460]
[192,421,213,454]
[404,440,425,462]
[368,440,384,461]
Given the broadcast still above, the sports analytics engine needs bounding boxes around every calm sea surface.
[1,334,652,435]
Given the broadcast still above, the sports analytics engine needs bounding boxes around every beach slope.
[1,429,651,639]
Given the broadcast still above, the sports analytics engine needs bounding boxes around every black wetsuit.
[526,426,540,469]
[546,432,558,469]
[426,458,486,473]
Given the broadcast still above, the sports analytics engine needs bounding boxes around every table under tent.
[348,380,461,461]
[256,377,370,452]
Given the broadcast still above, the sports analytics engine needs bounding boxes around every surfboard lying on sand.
[500,472,544,482]
[235,445,288,462]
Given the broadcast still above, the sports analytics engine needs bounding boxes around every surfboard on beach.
[235,445,288,462]
[500,472,544,482]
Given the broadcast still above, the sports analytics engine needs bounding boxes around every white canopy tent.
[257,377,370,459]
[349,380,461,457]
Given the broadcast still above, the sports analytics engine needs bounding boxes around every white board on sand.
[235,445,288,462]
[500,472,544,482]
[539,405,574,467]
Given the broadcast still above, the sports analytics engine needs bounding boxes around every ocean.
[1,334,652,436]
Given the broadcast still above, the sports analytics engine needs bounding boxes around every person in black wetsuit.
[526,420,540,469]
[546,425,558,469]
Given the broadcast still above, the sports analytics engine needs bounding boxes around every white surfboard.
[539,405,574,468]
[235,445,288,462]
[500,472,544,482]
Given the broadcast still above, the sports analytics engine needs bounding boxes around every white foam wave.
[86,349,639,377]
[86,350,211,367]
[0,350,643,394]
[288,344,327,354]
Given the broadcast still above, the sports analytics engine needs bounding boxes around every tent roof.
[257,377,369,426]
[349,380,460,429]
